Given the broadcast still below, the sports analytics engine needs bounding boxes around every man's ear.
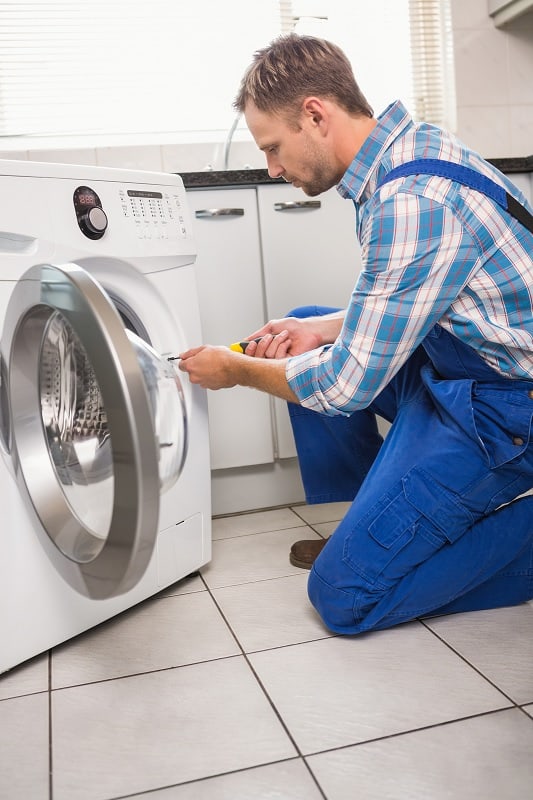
[302,97,329,134]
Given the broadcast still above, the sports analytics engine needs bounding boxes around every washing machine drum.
[40,312,186,497]
[0,262,188,599]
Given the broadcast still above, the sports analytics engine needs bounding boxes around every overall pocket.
[472,385,532,469]
[342,466,474,589]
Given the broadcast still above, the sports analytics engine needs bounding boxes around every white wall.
[0,1,531,169]
[451,0,533,157]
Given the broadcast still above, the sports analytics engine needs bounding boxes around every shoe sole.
[289,553,314,570]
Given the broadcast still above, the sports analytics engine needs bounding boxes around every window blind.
[408,0,456,129]
[0,0,455,141]
[0,0,281,137]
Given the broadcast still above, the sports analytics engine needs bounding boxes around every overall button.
[528,390,533,400]
[512,436,524,446]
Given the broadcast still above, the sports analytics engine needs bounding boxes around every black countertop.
[180,155,533,189]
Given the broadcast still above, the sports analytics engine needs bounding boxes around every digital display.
[78,193,96,206]
[73,186,106,240]
[127,190,163,199]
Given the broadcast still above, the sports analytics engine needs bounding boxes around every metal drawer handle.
[274,200,321,211]
[195,208,245,218]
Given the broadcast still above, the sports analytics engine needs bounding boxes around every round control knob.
[79,206,108,239]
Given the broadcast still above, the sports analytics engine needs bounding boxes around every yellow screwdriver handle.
[229,337,262,354]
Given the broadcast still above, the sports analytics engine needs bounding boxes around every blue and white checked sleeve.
[286,191,481,415]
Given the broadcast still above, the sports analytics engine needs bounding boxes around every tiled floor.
[1,501,532,800]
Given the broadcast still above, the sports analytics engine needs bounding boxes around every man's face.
[244,101,341,197]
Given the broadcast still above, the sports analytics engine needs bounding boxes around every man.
[179,34,533,635]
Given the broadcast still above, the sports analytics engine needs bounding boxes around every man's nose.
[266,154,283,179]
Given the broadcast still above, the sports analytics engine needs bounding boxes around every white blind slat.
[0,0,454,140]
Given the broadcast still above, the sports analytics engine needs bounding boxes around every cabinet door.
[188,188,274,469]
[257,183,361,319]
[257,184,362,458]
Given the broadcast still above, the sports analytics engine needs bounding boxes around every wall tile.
[161,142,222,173]
[96,144,163,171]
[450,0,495,30]
[451,0,533,155]
[455,104,512,158]
[453,27,510,107]
[509,105,533,155]
[0,151,28,161]
[27,148,97,165]
[506,15,533,105]
[224,140,266,171]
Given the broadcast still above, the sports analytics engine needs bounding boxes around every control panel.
[0,164,196,280]
[73,183,189,242]
[119,187,188,240]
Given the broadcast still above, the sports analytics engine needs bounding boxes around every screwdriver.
[167,337,263,361]
[229,337,263,353]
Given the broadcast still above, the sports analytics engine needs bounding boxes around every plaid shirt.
[286,101,533,415]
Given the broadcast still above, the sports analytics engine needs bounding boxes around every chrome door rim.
[2,262,160,599]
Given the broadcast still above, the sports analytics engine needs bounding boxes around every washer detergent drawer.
[1,262,188,599]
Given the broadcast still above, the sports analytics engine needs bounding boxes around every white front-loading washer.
[0,160,211,674]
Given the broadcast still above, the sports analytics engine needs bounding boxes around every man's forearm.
[314,310,345,345]
[234,355,300,403]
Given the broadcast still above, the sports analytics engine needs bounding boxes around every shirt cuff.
[286,348,352,417]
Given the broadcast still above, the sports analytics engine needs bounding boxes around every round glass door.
[2,262,166,598]
[40,311,115,559]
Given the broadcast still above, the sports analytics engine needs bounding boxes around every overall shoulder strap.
[376,157,533,235]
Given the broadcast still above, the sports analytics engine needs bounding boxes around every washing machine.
[0,160,211,674]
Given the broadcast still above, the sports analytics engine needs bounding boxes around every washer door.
[2,262,162,599]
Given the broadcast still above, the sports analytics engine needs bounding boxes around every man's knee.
[307,566,359,633]
[307,564,387,634]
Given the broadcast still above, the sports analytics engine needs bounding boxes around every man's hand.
[178,344,300,403]
[244,316,324,358]
[178,345,238,390]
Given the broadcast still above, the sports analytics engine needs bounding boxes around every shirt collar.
[337,100,413,203]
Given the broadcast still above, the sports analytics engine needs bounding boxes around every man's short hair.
[234,33,373,122]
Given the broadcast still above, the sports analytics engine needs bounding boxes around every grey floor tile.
[201,526,318,589]
[290,501,350,525]
[0,652,49,700]
[425,602,533,704]
[0,692,49,800]
[213,573,332,652]
[249,623,510,754]
[311,521,337,537]
[212,508,304,540]
[126,758,324,799]
[51,592,240,688]
[51,656,296,800]
[523,704,533,718]
[307,708,533,800]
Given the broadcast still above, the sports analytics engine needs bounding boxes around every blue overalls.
[287,162,533,634]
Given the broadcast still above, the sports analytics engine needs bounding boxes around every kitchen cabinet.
[189,182,362,470]
[257,183,361,319]
[187,187,274,470]
[257,183,362,458]
[487,0,533,26]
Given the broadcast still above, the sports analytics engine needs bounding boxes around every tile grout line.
[198,571,329,800]
[420,619,521,706]
[211,523,325,544]
[299,706,522,760]
[105,757,310,800]
[47,650,53,800]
